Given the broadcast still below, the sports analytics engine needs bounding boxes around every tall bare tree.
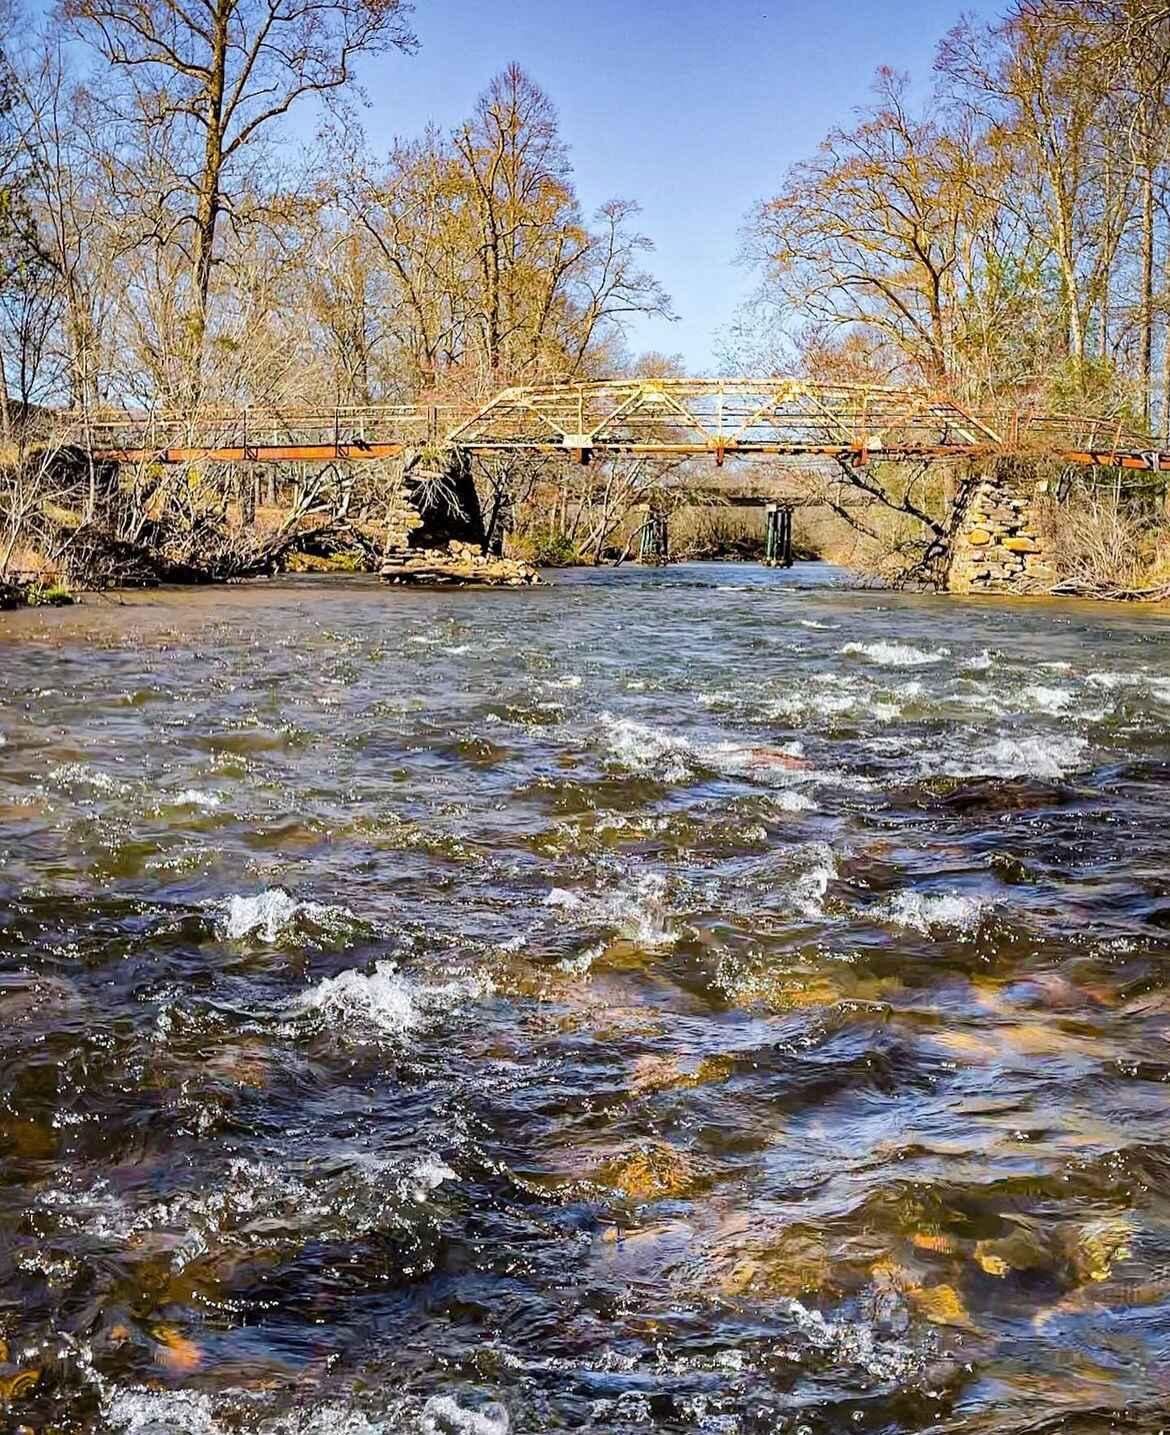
[63,0,417,394]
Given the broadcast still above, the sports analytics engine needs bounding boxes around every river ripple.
[1,564,1170,1433]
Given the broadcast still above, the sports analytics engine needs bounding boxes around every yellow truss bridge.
[76,378,1170,473]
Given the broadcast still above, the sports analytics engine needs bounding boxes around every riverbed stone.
[381,541,540,587]
[594,1140,707,1200]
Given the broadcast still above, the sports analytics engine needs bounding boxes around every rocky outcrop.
[946,459,1056,594]
[381,540,539,587]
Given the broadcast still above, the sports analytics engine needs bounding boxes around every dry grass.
[1036,492,1153,591]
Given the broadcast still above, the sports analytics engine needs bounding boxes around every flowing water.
[2,563,1170,1434]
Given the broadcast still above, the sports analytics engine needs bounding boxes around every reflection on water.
[2,563,1170,1432]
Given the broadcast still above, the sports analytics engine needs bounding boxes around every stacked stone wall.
[383,470,425,552]
[946,459,1056,595]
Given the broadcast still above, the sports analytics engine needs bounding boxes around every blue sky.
[355,0,1002,373]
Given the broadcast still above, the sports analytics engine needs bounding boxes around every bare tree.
[64,0,417,393]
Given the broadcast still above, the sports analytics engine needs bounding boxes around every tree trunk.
[186,0,230,398]
[1142,161,1156,426]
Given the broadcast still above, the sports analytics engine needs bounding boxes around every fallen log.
[1048,579,1170,602]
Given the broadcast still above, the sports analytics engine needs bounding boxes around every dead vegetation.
[0,430,403,592]
[1037,484,1170,598]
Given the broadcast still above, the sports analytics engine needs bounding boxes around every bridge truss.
[79,378,1170,473]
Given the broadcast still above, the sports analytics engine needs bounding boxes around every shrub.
[27,581,74,607]
[512,529,581,566]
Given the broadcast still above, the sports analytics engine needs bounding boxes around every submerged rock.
[720,1228,832,1300]
[593,1141,708,1201]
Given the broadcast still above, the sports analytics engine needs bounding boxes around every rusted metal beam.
[92,442,407,464]
[89,440,1170,471]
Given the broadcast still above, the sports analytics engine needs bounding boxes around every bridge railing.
[62,403,455,456]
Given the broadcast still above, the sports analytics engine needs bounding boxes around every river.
[1,562,1169,1433]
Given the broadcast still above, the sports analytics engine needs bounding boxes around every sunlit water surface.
[2,563,1170,1433]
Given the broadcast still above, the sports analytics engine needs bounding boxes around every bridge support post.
[764,504,794,568]
[639,509,669,565]
[241,467,256,526]
[945,459,1056,594]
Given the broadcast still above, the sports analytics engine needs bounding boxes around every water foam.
[290,961,490,1043]
[766,688,856,722]
[602,717,828,791]
[546,872,678,947]
[790,843,838,918]
[557,940,606,976]
[403,1156,458,1202]
[885,890,986,934]
[841,641,949,668]
[46,762,129,796]
[943,733,1089,781]
[782,1297,924,1383]
[768,789,816,812]
[1020,684,1076,716]
[421,1396,510,1435]
[1085,668,1170,707]
[64,1149,460,1275]
[104,1389,398,1434]
[764,674,917,728]
[702,740,813,782]
[295,962,421,1035]
[601,715,694,782]
[1086,670,1144,691]
[219,888,354,943]
[104,1388,220,1435]
[171,788,222,809]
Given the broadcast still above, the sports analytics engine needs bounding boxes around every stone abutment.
[945,459,1056,595]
